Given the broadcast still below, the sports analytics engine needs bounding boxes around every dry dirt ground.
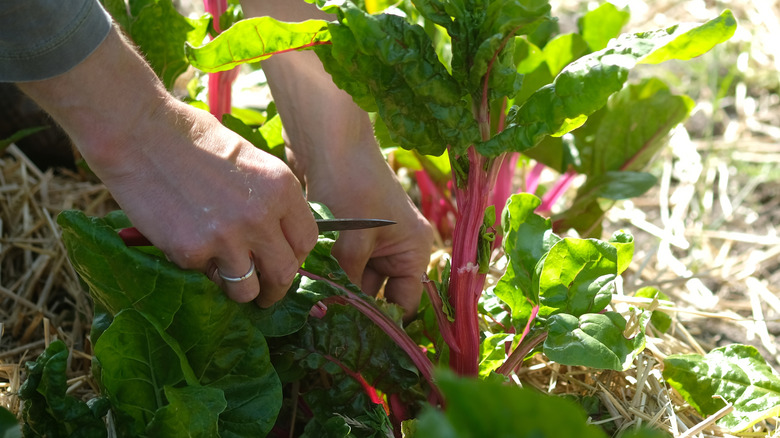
[2,0,779,436]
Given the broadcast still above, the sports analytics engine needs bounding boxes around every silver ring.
[218,260,256,283]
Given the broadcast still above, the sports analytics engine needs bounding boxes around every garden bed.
[2,0,779,436]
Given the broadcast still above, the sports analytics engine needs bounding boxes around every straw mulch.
[2,1,780,437]
[1,144,116,416]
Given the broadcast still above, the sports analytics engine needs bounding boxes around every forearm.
[241,0,375,178]
[16,26,170,173]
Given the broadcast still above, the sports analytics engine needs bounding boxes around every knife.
[118,218,396,246]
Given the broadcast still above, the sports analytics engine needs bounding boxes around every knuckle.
[262,260,299,288]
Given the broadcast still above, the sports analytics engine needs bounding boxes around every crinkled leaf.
[186,17,332,72]
[537,238,617,317]
[495,194,559,328]
[301,404,393,438]
[578,2,630,52]
[544,311,647,371]
[478,10,736,156]
[414,370,607,438]
[126,1,210,89]
[19,341,107,438]
[469,1,551,98]
[146,386,226,437]
[316,3,478,155]
[663,344,780,432]
[284,303,424,432]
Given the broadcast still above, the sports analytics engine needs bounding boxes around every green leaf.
[146,385,226,437]
[19,341,107,438]
[537,238,618,317]
[588,78,694,175]
[514,36,546,75]
[128,1,210,89]
[554,171,657,237]
[58,211,283,437]
[392,149,452,185]
[93,309,190,435]
[58,211,184,329]
[578,2,630,52]
[663,344,780,432]
[0,406,20,438]
[0,126,48,152]
[222,113,286,160]
[495,194,560,328]
[634,287,671,333]
[542,33,589,76]
[186,17,332,72]
[478,333,514,378]
[283,302,424,432]
[413,370,607,438]
[578,171,658,201]
[544,311,647,371]
[608,230,634,276]
[315,4,478,155]
[469,1,552,98]
[478,10,736,156]
[640,10,737,65]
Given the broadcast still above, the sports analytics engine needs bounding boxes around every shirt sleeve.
[0,0,112,82]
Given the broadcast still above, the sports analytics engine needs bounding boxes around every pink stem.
[421,274,461,354]
[490,152,517,232]
[447,147,498,375]
[525,161,546,195]
[203,0,237,121]
[538,167,577,214]
[322,353,386,408]
[298,269,442,404]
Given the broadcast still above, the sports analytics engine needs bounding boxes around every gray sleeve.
[0,0,112,82]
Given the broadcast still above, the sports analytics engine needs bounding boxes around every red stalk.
[447,147,500,375]
[490,152,516,234]
[538,167,577,214]
[322,353,387,411]
[525,161,546,195]
[421,274,461,354]
[298,269,442,405]
[203,0,238,121]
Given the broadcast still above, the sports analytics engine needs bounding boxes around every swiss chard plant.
[185,0,736,376]
[15,1,768,437]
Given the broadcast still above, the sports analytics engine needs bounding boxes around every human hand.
[100,98,319,307]
[17,28,318,307]
[301,144,434,321]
